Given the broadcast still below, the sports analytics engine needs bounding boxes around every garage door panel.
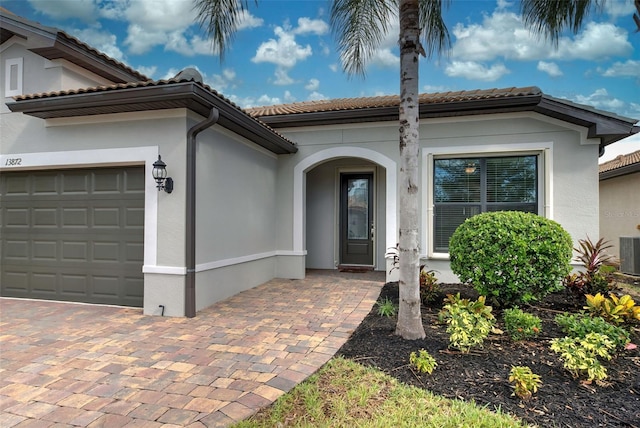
[33,240,57,260]
[93,170,121,193]
[33,208,58,227]
[5,240,29,260]
[125,207,144,228]
[3,175,29,195]
[62,208,89,227]
[2,271,28,293]
[5,208,29,227]
[33,175,57,194]
[32,272,58,293]
[61,172,90,194]
[1,167,144,307]
[93,207,119,227]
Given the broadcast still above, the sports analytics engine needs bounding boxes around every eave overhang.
[0,12,146,83]
[254,93,638,148]
[7,82,297,155]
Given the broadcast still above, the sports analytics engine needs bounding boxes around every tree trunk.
[395,0,425,340]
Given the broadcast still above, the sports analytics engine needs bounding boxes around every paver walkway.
[0,270,384,427]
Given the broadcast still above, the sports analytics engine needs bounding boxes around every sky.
[4,0,640,161]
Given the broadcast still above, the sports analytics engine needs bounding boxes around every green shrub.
[550,333,614,382]
[555,312,630,350]
[439,293,495,353]
[449,211,573,307]
[409,349,437,374]
[508,366,542,400]
[503,308,542,341]
[376,297,397,318]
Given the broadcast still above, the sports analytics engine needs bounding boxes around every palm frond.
[193,0,255,60]
[419,0,451,58]
[520,0,600,44]
[330,0,398,76]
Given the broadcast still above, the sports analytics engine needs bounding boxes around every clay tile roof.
[599,149,640,174]
[13,78,186,101]
[245,86,542,117]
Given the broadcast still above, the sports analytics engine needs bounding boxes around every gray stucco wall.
[274,112,601,283]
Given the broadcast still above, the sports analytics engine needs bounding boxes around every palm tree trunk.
[395,0,425,340]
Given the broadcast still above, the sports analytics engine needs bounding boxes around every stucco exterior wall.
[275,112,600,283]
[193,123,280,308]
[600,172,640,259]
[1,42,110,114]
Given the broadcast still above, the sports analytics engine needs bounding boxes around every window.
[433,155,538,253]
[5,58,23,97]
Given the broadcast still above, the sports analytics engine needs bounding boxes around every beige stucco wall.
[599,172,640,259]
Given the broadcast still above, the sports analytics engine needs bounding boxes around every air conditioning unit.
[619,237,640,275]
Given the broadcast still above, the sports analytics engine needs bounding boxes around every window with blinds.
[433,155,538,252]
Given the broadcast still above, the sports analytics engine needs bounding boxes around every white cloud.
[329,63,339,72]
[28,0,97,22]
[551,22,632,60]
[305,78,320,91]
[136,65,157,79]
[603,1,636,18]
[600,60,640,78]
[370,48,399,68]
[253,26,312,68]
[236,10,264,30]
[451,10,632,63]
[284,90,296,103]
[124,0,196,32]
[207,68,237,91]
[445,61,510,81]
[307,91,326,101]
[537,61,563,77]
[70,25,124,61]
[570,88,631,116]
[422,85,448,93]
[293,17,329,36]
[273,67,295,85]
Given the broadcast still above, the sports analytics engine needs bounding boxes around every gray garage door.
[1,167,145,307]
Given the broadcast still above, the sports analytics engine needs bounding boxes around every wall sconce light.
[465,162,476,174]
[152,155,173,193]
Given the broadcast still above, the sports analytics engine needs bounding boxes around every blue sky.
[5,0,640,160]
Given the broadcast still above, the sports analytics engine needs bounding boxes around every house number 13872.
[5,158,22,166]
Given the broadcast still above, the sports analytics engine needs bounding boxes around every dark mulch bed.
[338,283,640,427]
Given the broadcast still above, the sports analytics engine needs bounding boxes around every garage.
[1,167,145,307]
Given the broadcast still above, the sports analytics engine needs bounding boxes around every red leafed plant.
[564,237,619,295]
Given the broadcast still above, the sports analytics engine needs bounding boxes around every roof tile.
[245,86,542,117]
[599,149,640,173]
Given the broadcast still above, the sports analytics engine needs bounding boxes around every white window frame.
[422,142,553,259]
[5,57,23,97]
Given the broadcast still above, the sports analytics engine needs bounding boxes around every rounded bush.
[449,211,572,306]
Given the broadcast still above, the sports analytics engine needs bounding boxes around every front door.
[340,173,374,266]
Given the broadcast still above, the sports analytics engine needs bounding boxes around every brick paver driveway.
[0,270,384,427]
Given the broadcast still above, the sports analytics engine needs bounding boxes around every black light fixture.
[152,155,173,193]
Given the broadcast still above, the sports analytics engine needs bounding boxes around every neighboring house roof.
[246,86,639,148]
[0,8,147,83]
[599,150,640,180]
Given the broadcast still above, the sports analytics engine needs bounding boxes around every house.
[2,9,639,316]
[599,150,640,271]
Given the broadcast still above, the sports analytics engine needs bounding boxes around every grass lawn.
[233,357,528,427]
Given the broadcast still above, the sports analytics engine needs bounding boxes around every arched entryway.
[292,147,396,271]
